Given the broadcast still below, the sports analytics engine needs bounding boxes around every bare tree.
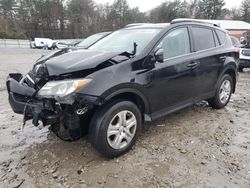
[1,0,249,39]
[241,0,250,22]
[149,0,189,23]
[195,0,226,19]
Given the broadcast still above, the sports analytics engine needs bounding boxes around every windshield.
[77,33,107,48]
[89,28,161,55]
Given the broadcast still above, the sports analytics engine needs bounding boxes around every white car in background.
[30,38,55,49]
[239,32,250,72]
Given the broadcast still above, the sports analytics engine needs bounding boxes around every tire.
[208,74,233,109]
[89,100,142,158]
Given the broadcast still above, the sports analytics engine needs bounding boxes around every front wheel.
[208,74,233,109]
[89,100,142,158]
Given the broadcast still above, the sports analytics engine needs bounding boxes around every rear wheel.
[208,74,233,109]
[89,100,142,158]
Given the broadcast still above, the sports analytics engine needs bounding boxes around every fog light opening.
[75,106,88,115]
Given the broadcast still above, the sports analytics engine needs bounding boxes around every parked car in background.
[239,32,250,72]
[30,38,54,49]
[69,40,81,47]
[77,32,111,49]
[7,19,238,158]
[54,41,69,49]
[30,33,110,50]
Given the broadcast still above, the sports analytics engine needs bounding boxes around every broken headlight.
[37,79,92,98]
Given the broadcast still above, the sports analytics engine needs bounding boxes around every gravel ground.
[0,48,249,188]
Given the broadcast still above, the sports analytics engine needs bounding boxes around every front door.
[147,27,200,117]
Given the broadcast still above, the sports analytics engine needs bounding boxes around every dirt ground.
[0,48,249,188]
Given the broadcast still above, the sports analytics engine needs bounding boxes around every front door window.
[157,27,191,60]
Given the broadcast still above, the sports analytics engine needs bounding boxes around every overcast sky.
[94,0,243,12]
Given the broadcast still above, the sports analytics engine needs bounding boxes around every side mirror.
[154,48,164,63]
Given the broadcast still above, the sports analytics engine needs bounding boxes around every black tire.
[208,74,233,109]
[89,100,142,158]
[238,66,244,72]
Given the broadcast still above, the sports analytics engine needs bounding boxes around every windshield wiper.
[120,42,138,58]
[131,42,138,55]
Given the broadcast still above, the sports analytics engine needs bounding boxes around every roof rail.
[171,18,220,27]
[125,23,151,28]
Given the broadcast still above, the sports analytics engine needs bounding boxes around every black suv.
[7,19,238,158]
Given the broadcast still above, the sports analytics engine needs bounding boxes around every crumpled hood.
[35,49,123,76]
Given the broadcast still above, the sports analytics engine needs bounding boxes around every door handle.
[187,62,198,68]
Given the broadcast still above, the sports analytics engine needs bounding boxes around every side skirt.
[144,91,215,122]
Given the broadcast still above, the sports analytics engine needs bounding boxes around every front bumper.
[6,73,101,127]
[6,73,58,126]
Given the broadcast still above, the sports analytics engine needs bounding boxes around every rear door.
[190,26,224,100]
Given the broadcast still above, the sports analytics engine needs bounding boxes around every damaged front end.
[6,69,101,141]
[6,49,130,140]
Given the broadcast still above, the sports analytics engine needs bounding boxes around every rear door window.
[191,27,216,51]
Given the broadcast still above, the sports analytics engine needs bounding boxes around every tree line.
[0,0,250,39]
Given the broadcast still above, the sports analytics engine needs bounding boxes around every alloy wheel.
[219,79,231,104]
[107,110,137,150]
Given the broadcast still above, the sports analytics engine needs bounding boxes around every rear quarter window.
[216,30,226,45]
[191,27,215,51]
[213,30,220,46]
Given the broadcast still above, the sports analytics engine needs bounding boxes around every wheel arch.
[102,88,150,118]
